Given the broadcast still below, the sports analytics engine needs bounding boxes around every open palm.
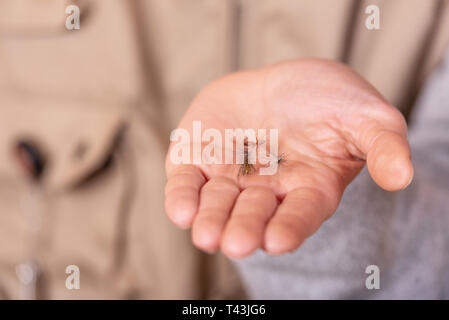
[165,59,413,258]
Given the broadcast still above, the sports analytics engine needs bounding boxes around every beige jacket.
[0,0,448,299]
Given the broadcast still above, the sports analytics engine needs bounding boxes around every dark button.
[14,140,46,180]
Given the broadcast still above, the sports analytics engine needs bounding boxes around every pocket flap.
[0,95,127,190]
[0,0,88,35]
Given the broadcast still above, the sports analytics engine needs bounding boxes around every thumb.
[364,127,414,191]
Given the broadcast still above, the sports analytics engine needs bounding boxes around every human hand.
[165,59,413,258]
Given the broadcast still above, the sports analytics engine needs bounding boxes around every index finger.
[165,165,206,228]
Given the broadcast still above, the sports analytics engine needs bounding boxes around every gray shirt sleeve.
[232,52,449,299]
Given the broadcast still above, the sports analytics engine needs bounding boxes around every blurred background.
[0,0,448,299]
